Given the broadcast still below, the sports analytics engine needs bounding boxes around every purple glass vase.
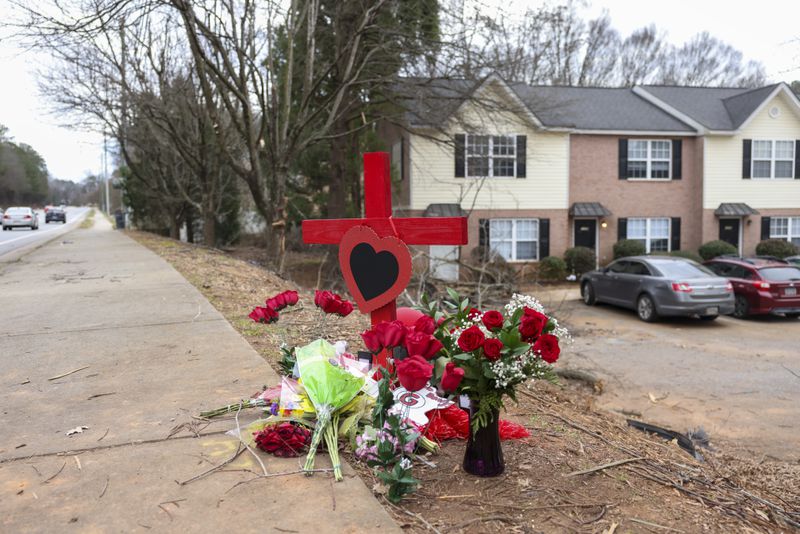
[462,401,504,477]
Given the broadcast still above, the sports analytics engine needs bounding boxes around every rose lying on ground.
[249,305,279,324]
[266,290,299,311]
[253,422,311,457]
[314,290,354,317]
[396,354,433,392]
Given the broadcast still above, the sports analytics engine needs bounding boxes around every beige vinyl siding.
[704,91,800,209]
[408,83,569,211]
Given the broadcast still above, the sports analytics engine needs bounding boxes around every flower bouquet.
[425,290,569,476]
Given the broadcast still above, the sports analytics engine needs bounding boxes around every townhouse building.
[385,75,800,279]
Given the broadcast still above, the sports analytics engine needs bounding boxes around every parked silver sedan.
[2,207,39,231]
[580,256,735,322]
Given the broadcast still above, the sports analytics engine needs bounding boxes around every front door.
[719,218,740,252]
[574,219,597,250]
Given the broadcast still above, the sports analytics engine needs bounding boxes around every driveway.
[548,290,800,461]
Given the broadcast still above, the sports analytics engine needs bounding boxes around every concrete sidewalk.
[0,215,399,533]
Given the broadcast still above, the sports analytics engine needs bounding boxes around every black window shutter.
[455,134,465,178]
[742,139,752,179]
[478,218,490,259]
[618,139,628,180]
[516,135,527,178]
[672,140,682,180]
[617,218,628,241]
[795,140,800,179]
[671,217,681,251]
[538,219,550,259]
[761,217,771,240]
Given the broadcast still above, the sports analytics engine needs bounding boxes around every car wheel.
[699,315,718,321]
[636,294,658,322]
[786,313,800,319]
[733,295,749,319]
[581,282,597,305]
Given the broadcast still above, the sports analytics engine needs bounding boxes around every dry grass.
[79,208,96,229]
[129,230,800,534]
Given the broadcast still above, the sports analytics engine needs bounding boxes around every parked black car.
[580,256,734,322]
[46,208,66,224]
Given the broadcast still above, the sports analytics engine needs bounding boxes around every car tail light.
[2,214,9,219]
[23,215,32,219]
[755,281,771,290]
[671,282,693,293]
[725,282,733,292]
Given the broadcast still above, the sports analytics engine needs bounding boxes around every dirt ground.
[130,231,800,533]
[555,295,800,462]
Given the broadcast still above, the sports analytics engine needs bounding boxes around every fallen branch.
[43,461,66,484]
[98,476,109,499]
[629,517,685,532]
[48,366,89,381]
[565,457,644,477]
[177,443,244,486]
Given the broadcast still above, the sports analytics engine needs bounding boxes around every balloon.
[396,306,424,326]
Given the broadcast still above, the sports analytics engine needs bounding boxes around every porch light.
[600,220,608,229]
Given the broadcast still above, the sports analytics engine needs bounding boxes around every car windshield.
[758,267,800,282]
[649,260,714,278]
[7,208,29,214]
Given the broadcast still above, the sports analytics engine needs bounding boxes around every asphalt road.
[0,207,90,260]
[551,292,800,461]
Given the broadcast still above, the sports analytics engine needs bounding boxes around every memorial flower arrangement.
[199,287,565,502]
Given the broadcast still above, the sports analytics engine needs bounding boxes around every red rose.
[481,310,504,331]
[266,290,298,311]
[282,290,299,306]
[335,299,354,317]
[457,325,485,352]
[249,306,279,324]
[253,422,311,457]
[405,331,444,360]
[361,329,382,353]
[440,361,465,393]
[467,307,481,318]
[482,338,503,361]
[519,308,548,341]
[533,333,560,364]
[414,315,436,335]
[375,320,407,348]
[396,354,433,392]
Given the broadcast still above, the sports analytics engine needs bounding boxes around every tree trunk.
[328,118,349,218]
[203,211,216,247]
[169,213,180,240]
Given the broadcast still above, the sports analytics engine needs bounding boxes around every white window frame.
[769,216,800,246]
[627,139,672,180]
[489,218,539,262]
[751,139,795,179]
[465,134,517,178]
[627,217,671,253]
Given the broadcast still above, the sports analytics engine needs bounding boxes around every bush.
[564,246,596,275]
[613,239,646,259]
[666,250,703,263]
[538,256,567,281]
[698,240,738,260]
[755,239,798,259]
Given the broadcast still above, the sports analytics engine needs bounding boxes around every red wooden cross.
[302,152,468,367]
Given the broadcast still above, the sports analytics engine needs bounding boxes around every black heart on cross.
[349,243,399,301]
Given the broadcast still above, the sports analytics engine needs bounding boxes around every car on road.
[2,207,39,231]
[786,256,800,267]
[46,208,67,224]
[580,256,734,322]
[704,258,800,318]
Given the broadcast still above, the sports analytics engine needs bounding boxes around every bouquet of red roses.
[427,290,570,430]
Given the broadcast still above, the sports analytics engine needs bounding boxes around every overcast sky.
[0,0,799,183]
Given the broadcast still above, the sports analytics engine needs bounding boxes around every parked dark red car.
[704,258,800,318]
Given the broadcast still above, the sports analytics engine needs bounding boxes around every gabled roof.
[392,77,798,135]
[638,84,781,130]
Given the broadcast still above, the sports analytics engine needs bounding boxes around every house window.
[627,140,671,179]
[770,217,800,246]
[752,140,795,179]
[627,217,670,252]
[466,135,516,177]
[490,219,538,261]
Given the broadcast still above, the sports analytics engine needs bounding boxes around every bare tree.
[660,32,766,87]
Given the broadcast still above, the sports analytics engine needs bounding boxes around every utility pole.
[103,132,110,214]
